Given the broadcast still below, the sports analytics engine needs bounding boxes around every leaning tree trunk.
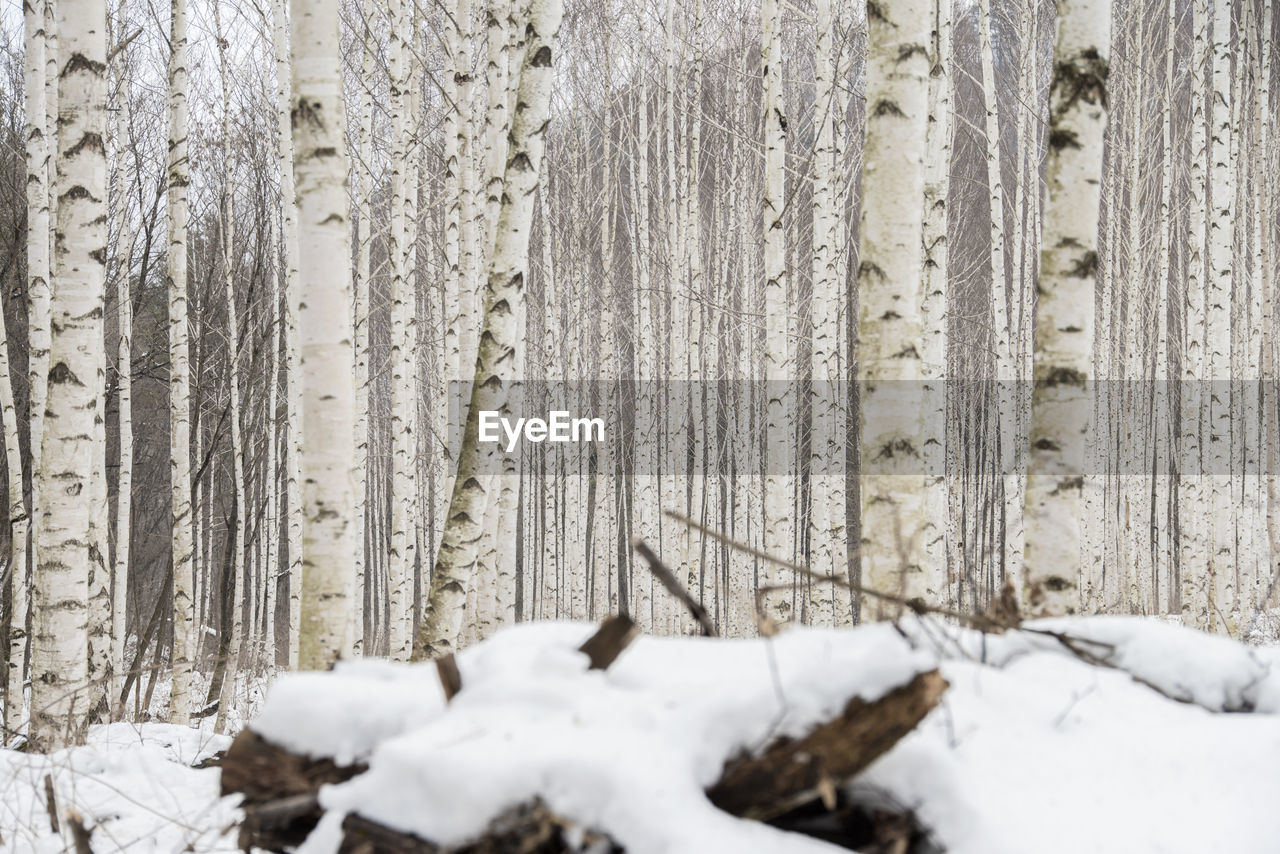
[413,0,565,660]
[1022,0,1111,615]
[30,0,107,751]
[7,0,48,742]
[290,0,358,670]
[856,0,936,614]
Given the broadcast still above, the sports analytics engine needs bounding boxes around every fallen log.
[227,630,945,853]
[220,729,366,850]
[708,669,948,820]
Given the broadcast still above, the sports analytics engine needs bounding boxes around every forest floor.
[3,615,1280,853]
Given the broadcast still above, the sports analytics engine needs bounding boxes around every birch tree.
[273,0,304,669]
[919,0,952,608]
[30,0,107,750]
[1023,0,1110,614]
[856,0,935,610]
[7,0,49,740]
[167,0,195,724]
[386,0,417,661]
[809,0,846,625]
[760,0,793,624]
[109,0,134,715]
[1180,0,1211,628]
[215,1,246,726]
[414,0,565,660]
[290,0,357,669]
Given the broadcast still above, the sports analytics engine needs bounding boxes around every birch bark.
[166,0,195,721]
[856,0,934,613]
[413,0,564,659]
[290,0,357,669]
[31,0,107,749]
[1023,0,1110,615]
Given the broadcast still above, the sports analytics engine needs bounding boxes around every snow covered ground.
[3,616,1280,853]
[0,723,236,852]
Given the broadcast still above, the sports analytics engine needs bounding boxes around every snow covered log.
[221,729,366,849]
[226,621,945,853]
[708,669,947,819]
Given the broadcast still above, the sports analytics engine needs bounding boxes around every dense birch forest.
[0,0,1278,787]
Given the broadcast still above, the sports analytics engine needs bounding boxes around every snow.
[2,616,1279,853]
[0,723,238,852]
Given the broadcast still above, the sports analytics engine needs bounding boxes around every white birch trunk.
[216,7,246,726]
[7,0,48,740]
[272,0,304,669]
[109,0,134,715]
[350,5,374,658]
[760,0,794,626]
[919,0,952,611]
[1023,0,1110,615]
[31,0,107,749]
[856,0,934,613]
[166,0,195,723]
[386,0,416,661]
[1180,0,1211,629]
[1206,0,1234,632]
[290,0,357,669]
[809,0,847,626]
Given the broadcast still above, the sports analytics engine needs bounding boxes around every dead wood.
[221,728,366,850]
[707,669,947,820]
[578,614,638,670]
[338,799,619,854]
[436,654,463,702]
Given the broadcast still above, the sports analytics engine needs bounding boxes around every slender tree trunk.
[413,0,564,660]
[273,0,304,670]
[7,0,48,741]
[290,0,358,670]
[351,3,375,658]
[216,4,246,727]
[387,0,417,661]
[31,0,107,750]
[1180,0,1211,628]
[919,0,952,612]
[166,0,195,724]
[809,0,847,626]
[1023,0,1110,615]
[1206,0,1234,632]
[109,0,134,717]
[760,0,794,626]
